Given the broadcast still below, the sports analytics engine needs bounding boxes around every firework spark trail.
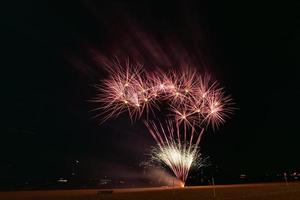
[95,61,234,184]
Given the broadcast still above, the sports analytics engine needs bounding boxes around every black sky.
[1,0,300,187]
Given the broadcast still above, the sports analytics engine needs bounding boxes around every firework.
[95,63,234,128]
[151,144,201,184]
[94,60,234,185]
[145,120,207,183]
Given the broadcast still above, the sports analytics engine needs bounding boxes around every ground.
[1,182,300,200]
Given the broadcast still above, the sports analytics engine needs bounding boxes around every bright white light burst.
[151,142,205,183]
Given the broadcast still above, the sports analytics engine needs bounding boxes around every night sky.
[1,1,300,187]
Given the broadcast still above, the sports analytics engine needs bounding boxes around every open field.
[1,182,300,200]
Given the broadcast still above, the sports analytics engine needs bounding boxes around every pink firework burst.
[94,61,234,129]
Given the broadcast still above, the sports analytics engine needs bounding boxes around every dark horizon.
[1,0,300,189]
